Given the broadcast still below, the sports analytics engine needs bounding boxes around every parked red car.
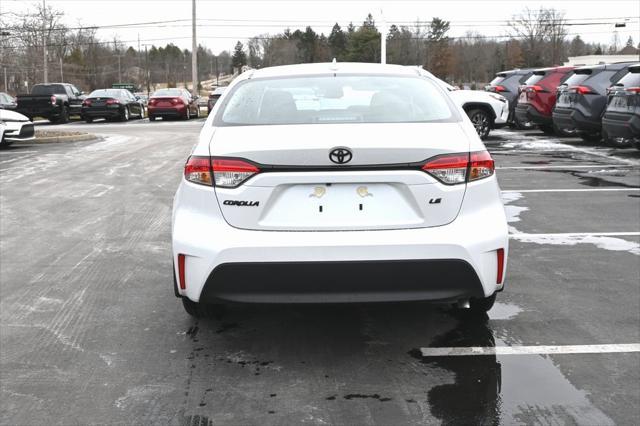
[147,88,200,121]
[514,66,575,135]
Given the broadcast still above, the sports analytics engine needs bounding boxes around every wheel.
[139,106,145,119]
[149,115,156,121]
[120,107,130,122]
[603,129,632,148]
[185,108,191,120]
[182,297,201,317]
[513,116,534,130]
[194,106,200,119]
[540,124,555,135]
[85,117,93,123]
[579,132,602,143]
[468,109,491,139]
[57,106,69,124]
[469,293,497,313]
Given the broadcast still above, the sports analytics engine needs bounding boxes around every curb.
[32,133,99,144]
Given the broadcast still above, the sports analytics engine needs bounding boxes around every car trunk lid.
[210,122,472,231]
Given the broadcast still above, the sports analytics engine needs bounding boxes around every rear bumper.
[553,106,601,133]
[602,111,640,140]
[515,104,552,126]
[200,259,484,304]
[81,107,121,118]
[148,106,185,117]
[172,177,509,304]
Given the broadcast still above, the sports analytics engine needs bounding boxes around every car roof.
[496,68,536,77]
[247,62,423,79]
[574,62,637,72]
[533,66,575,74]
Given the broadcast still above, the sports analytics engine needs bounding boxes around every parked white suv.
[172,62,509,316]
[422,70,509,139]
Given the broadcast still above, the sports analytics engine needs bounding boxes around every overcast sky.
[2,0,639,54]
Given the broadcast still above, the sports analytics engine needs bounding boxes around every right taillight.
[626,87,640,94]
[496,248,505,284]
[212,158,260,188]
[422,151,494,185]
[469,151,495,181]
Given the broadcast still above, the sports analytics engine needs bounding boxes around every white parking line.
[502,188,640,193]
[510,232,640,237]
[497,165,638,170]
[419,344,640,356]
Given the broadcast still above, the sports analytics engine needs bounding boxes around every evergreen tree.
[231,41,247,71]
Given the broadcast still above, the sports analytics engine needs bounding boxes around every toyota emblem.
[329,147,353,164]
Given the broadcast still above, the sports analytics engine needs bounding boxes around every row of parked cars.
[485,61,640,148]
[1,83,206,124]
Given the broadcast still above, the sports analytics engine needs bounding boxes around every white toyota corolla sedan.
[172,62,508,316]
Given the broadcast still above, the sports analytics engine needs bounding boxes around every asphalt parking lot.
[1,119,639,425]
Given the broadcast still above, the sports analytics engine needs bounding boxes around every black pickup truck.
[16,83,85,123]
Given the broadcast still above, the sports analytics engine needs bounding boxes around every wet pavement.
[1,122,639,425]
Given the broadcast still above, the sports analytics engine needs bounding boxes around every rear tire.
[85,117,93,123]
[182,297,201,317]
[469,293,497,314]
[149,115,156,121]
[468,109,491,140]
[603,129,632,148]
[120,107,130,122]
[580,132,602,143]
[57,106,69,124]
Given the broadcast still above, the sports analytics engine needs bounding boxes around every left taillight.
[82,99,92,107]
[50,95,57,105]
[212,158,260,188]
[422,151,494,185]
[184,156,213,186]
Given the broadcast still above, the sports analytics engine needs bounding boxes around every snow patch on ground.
[511,234,640,256]
[501,191,528,233]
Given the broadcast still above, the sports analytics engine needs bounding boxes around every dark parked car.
[553,62,634,142]
[147,88,199,121]
[602,63,640,148]
[514,66,575,135]
[207,87,226,114]
[486,68,535,128]
[0,92,17,110]
[81,89,145,123]
[16,83,85,123]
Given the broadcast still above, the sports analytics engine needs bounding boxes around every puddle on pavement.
[488,302,523,320]
[412,315,614,425]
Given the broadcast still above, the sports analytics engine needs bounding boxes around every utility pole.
[144,44,150,95]
[117,55,122,83]
[215,56,219,86]
[43,0,48,83]
[191,0,198,97]
[59,57,63,82]
[380,8,386,64]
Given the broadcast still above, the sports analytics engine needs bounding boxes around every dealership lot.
[1,121,638,425]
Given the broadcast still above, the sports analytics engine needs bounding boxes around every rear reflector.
[212,158,260,188]
[184,156,213,185]
[496,248,505,284]
[422,151,494,185]
[178,254,186,290]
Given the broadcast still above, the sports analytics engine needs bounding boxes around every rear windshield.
[31,84,66,95]
[153,89,183,97]
[489,75,506,86]
[524,74,545,85]
[612,71,640,88]
[215,75,459,126]
[562,72,591,86]
[88,89,122,98]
